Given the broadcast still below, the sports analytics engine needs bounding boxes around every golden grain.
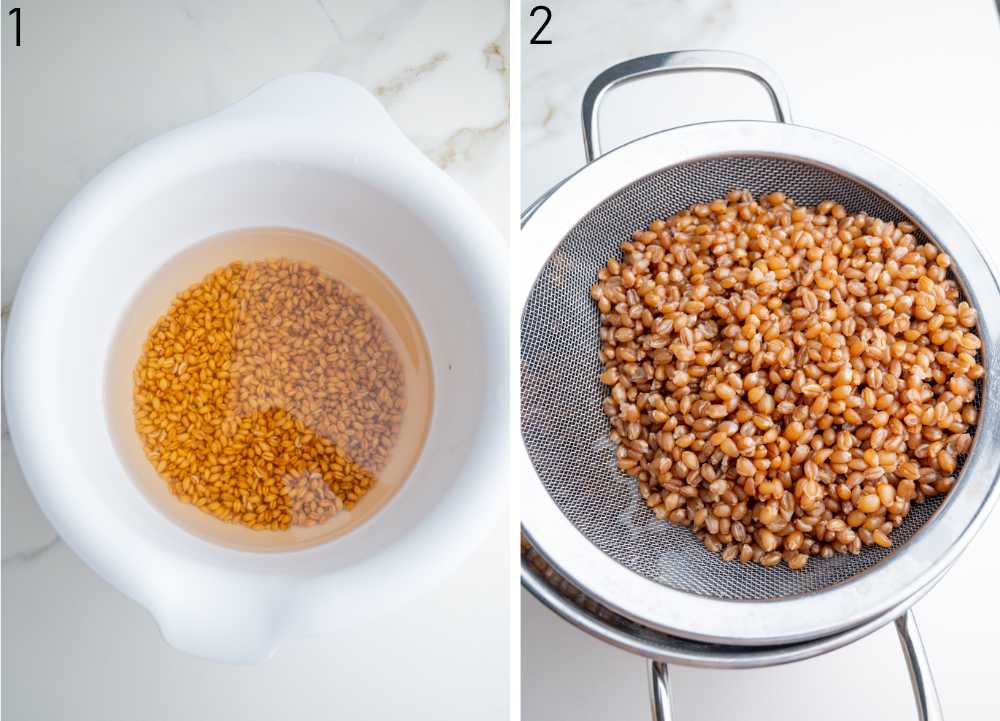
[133,259,405,531]
[592,191,980,571]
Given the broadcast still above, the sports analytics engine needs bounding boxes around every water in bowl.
[105,227,434,551]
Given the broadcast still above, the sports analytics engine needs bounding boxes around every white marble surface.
[520,1,1000,719]
[1,1,508,719]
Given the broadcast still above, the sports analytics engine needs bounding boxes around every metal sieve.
[519,51,1000,721]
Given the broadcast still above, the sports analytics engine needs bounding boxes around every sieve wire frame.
[518,119,1000,646]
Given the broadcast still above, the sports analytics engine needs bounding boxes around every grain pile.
[133,259,405,531]
[591,191,981,570]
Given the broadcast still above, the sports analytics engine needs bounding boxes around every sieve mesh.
[521,155,973,601]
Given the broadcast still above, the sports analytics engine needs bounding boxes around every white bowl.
[3,74,508,663]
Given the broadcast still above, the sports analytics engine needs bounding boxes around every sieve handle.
[896,610,944,721]
[647,660,673,721]
[581,50,792,162]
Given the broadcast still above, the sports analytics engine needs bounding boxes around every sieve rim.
[518,119,1000,645]
[521,547,946,669]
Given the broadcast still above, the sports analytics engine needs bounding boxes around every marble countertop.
[1,1,508,719]
[520,1,1000,719]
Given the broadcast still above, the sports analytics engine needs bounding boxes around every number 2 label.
[530,5,552,45]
